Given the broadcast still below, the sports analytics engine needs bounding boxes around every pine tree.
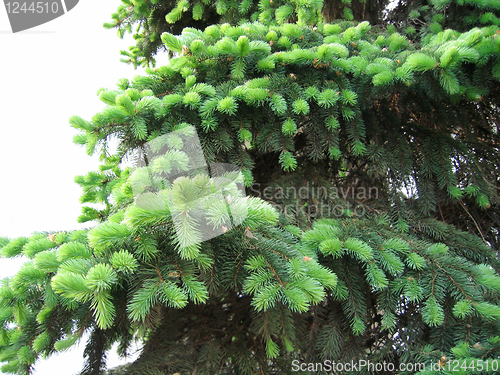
[1,0,500,374]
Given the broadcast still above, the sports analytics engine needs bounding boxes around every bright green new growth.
[1,0,500,373]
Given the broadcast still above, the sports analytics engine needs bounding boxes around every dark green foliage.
[415,336,500,374]
[389,0,500,44]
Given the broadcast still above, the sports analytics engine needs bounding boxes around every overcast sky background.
[0,2,168,373]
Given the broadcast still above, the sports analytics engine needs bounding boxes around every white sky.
[0,2,168,373]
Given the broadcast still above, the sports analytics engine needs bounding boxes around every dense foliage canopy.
[0,0,500,373]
